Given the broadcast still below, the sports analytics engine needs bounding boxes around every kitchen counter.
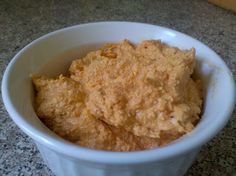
[0,0,235,175]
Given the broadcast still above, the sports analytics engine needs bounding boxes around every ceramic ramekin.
[2,22,235,176]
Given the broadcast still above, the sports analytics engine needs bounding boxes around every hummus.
[32,40,202,151]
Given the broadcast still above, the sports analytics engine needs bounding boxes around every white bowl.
[2,22,235,176]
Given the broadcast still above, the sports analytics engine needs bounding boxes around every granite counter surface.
[0,0,235,175]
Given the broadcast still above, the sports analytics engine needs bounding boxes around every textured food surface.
[32,40,202,151]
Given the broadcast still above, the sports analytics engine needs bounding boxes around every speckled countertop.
[0,0,235,175]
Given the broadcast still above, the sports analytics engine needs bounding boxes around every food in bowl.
[32,39,202,151]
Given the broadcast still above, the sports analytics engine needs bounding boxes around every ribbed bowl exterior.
[36,142,199,176]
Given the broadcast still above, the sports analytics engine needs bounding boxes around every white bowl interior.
[3,22,235,163]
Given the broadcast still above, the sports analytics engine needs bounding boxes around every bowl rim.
[2,21,236,164]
